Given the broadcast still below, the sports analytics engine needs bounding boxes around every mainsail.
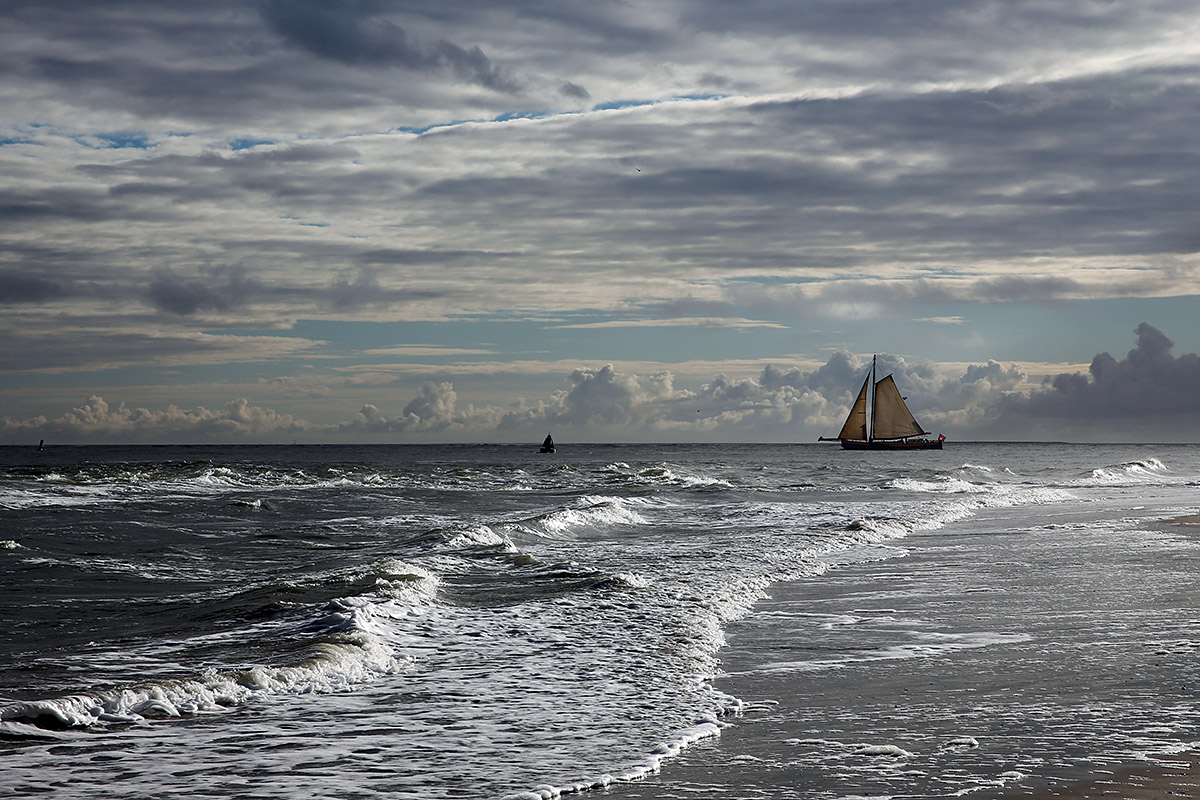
[870,374,928,440]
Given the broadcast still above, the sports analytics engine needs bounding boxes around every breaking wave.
[1087,458,1170,484]
[1,561,439,736]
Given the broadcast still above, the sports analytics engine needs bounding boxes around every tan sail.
[836,374,870,441]
[871,375,928,440]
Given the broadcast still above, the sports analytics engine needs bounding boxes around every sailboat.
[820,356,944,450]
[539,433,556,454]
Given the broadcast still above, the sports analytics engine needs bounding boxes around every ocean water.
[1,443,1198,799]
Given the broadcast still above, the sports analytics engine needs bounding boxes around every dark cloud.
[144,264,453,316]
[147,268,263,315]
[1004,323,1200,418]
[3,1,533,126]
[78,142,381,213]
[0,323,317,374]
[0,270,71,303]
[969,277,1084,304]
[560,81,590,100]
[329,268,385,311]
[257,0,516,90]
[760,351,861,397]
[681,1,1185,73]
[356,248,515,266]
[0,187,133,224]
[244,142,363,164]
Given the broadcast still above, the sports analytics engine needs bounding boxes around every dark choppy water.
[2,443,1199,798]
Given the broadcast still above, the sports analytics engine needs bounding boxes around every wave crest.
[1088,458,1169,483]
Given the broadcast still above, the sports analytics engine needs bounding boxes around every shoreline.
[605,501,1200,800]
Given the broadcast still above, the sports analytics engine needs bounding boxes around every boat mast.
[867,355,876,443]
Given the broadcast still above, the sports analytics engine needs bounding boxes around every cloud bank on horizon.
[2,1,1199,443]
[4,323,1198,443]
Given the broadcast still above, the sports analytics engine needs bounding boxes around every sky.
[2,0,1200,444]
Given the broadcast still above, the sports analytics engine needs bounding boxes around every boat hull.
[840,439,943,450]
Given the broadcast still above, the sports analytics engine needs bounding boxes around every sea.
[2,442,1199,799]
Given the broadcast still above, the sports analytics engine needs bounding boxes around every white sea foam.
[742,630,1031,675]
[613,571,650,588]
[854,743,913,757]
[0,485,113,509]
[944,737,981,749]
[845,517,912,539]
[194,466,244,486]
[887,475,986,494]
[440,524,516,551]
[1085,458,1170,484]
[501,718,726,799]
[605,461,733,489]
[526,495,650,536]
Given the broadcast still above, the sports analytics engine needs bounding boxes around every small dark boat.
[539,434,556,454]
[819,356,944,450]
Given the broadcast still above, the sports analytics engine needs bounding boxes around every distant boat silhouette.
[539,434,556,454]
[38,439,44,451]
[819,356,944,450]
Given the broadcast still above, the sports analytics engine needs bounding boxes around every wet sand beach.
[1009,498,1200,800]
[1022,520,1200,798]
[992,751,1200,799]
[609,500,1200,799]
